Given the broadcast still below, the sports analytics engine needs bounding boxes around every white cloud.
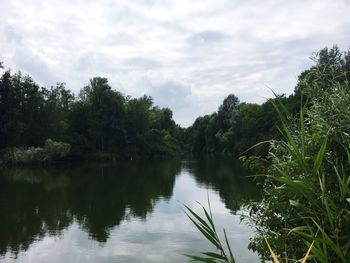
[1,0,349,126]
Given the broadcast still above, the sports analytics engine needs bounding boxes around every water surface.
[0,158,260,262]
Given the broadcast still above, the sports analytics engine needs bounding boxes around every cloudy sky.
[1,0,349,126]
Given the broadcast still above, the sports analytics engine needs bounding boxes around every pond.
[0,158,260,263]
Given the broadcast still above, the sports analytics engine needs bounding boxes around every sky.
[1,0,350,127]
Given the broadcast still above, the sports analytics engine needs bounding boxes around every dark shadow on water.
[0,158,260,258]
[182,157,261,213]
[0,160,180,257]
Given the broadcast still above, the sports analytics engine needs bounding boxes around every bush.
[2,139,71,164]
[246,69,350,262]
[43,139,71,160]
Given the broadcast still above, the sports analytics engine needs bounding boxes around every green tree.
[79,77,127,153]
[217,94,240,131]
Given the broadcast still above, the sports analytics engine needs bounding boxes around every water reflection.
[0,159,259,262]
[184,158,260,213]
[0,161,180,257]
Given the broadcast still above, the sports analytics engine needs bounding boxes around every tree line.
[1,46,349,162]
[186,46,350,157]
[0,72,186,161]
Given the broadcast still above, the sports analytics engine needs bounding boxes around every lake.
[0,158,260,263]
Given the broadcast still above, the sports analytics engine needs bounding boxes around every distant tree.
[0,70,13,148]
[218,94,240,114]
[217,94,240,128]
[205,113,220,153]
[44,83,74,142]
[150,107,175,132]
[0,71,48,147]
[125,95,153,138]
[80,77,127,153]
[188,115,211,154]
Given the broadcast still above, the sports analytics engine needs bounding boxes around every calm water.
[0,158,260,263]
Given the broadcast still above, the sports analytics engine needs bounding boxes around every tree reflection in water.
[0,161,180,257]
[0,159,260,259]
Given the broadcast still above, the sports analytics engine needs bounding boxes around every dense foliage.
[3,139,71,164]
[246,46,350,262]
[186,92,302,157]
[184,46,350,262]
[186,47,350,157]
[1,46,348,165]
[0,71,185,161]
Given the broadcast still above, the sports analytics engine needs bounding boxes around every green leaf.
[272,176,312,198]
[184,205,215,235]
[223,229,235,263]
[184,212,221,249]
[201,252,226,260]
[312,135,328,177]
[184,254,218,262]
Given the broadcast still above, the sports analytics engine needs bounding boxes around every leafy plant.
[2,139,71,164]
[184,200,318,262]
[186,51,350,262]
[246,67,350,261]
[183,199,235,263]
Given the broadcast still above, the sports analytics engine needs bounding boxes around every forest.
[1,46,349,164]
[0,68,186,162]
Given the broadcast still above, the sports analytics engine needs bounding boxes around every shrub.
[43,139,71,160]
[246,69,350,261]
[2,139,71,164]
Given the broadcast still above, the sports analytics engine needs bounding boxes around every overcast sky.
[1,0,349,126]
